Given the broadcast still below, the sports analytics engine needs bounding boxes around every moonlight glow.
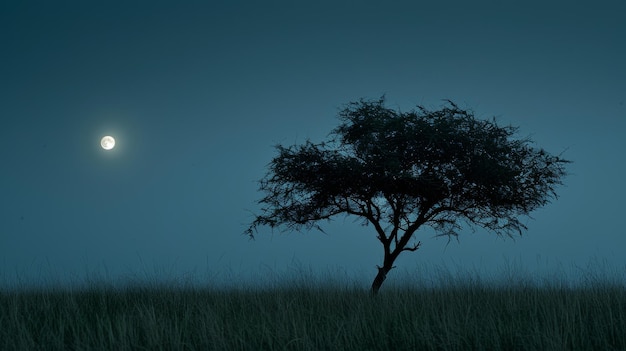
[101,136,115,150]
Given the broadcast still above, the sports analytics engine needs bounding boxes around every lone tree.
[246,97,570,295]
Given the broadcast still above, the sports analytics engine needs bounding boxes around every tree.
[245,97,570,295]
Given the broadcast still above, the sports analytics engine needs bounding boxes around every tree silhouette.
[246,97,570,295]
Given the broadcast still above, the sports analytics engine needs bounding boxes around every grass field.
[1,261,625,351]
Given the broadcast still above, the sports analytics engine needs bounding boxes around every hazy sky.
[1,1,625,291]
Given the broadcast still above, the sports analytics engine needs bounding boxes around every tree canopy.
[246,97,570,294]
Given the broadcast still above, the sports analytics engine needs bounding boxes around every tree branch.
[400,240,421,253]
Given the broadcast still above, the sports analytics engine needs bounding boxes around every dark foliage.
[246,97,570,294]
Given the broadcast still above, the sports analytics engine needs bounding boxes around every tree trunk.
[371,265,393,296]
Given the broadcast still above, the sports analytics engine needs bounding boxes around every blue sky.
[1,1,625,291]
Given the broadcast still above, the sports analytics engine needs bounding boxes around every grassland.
[1,262,625,351]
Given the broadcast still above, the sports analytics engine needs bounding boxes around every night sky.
[1,1,625,291]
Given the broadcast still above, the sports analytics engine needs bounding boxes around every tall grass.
[1,261,625,350]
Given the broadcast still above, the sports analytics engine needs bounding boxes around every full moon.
[101,136,115,150]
